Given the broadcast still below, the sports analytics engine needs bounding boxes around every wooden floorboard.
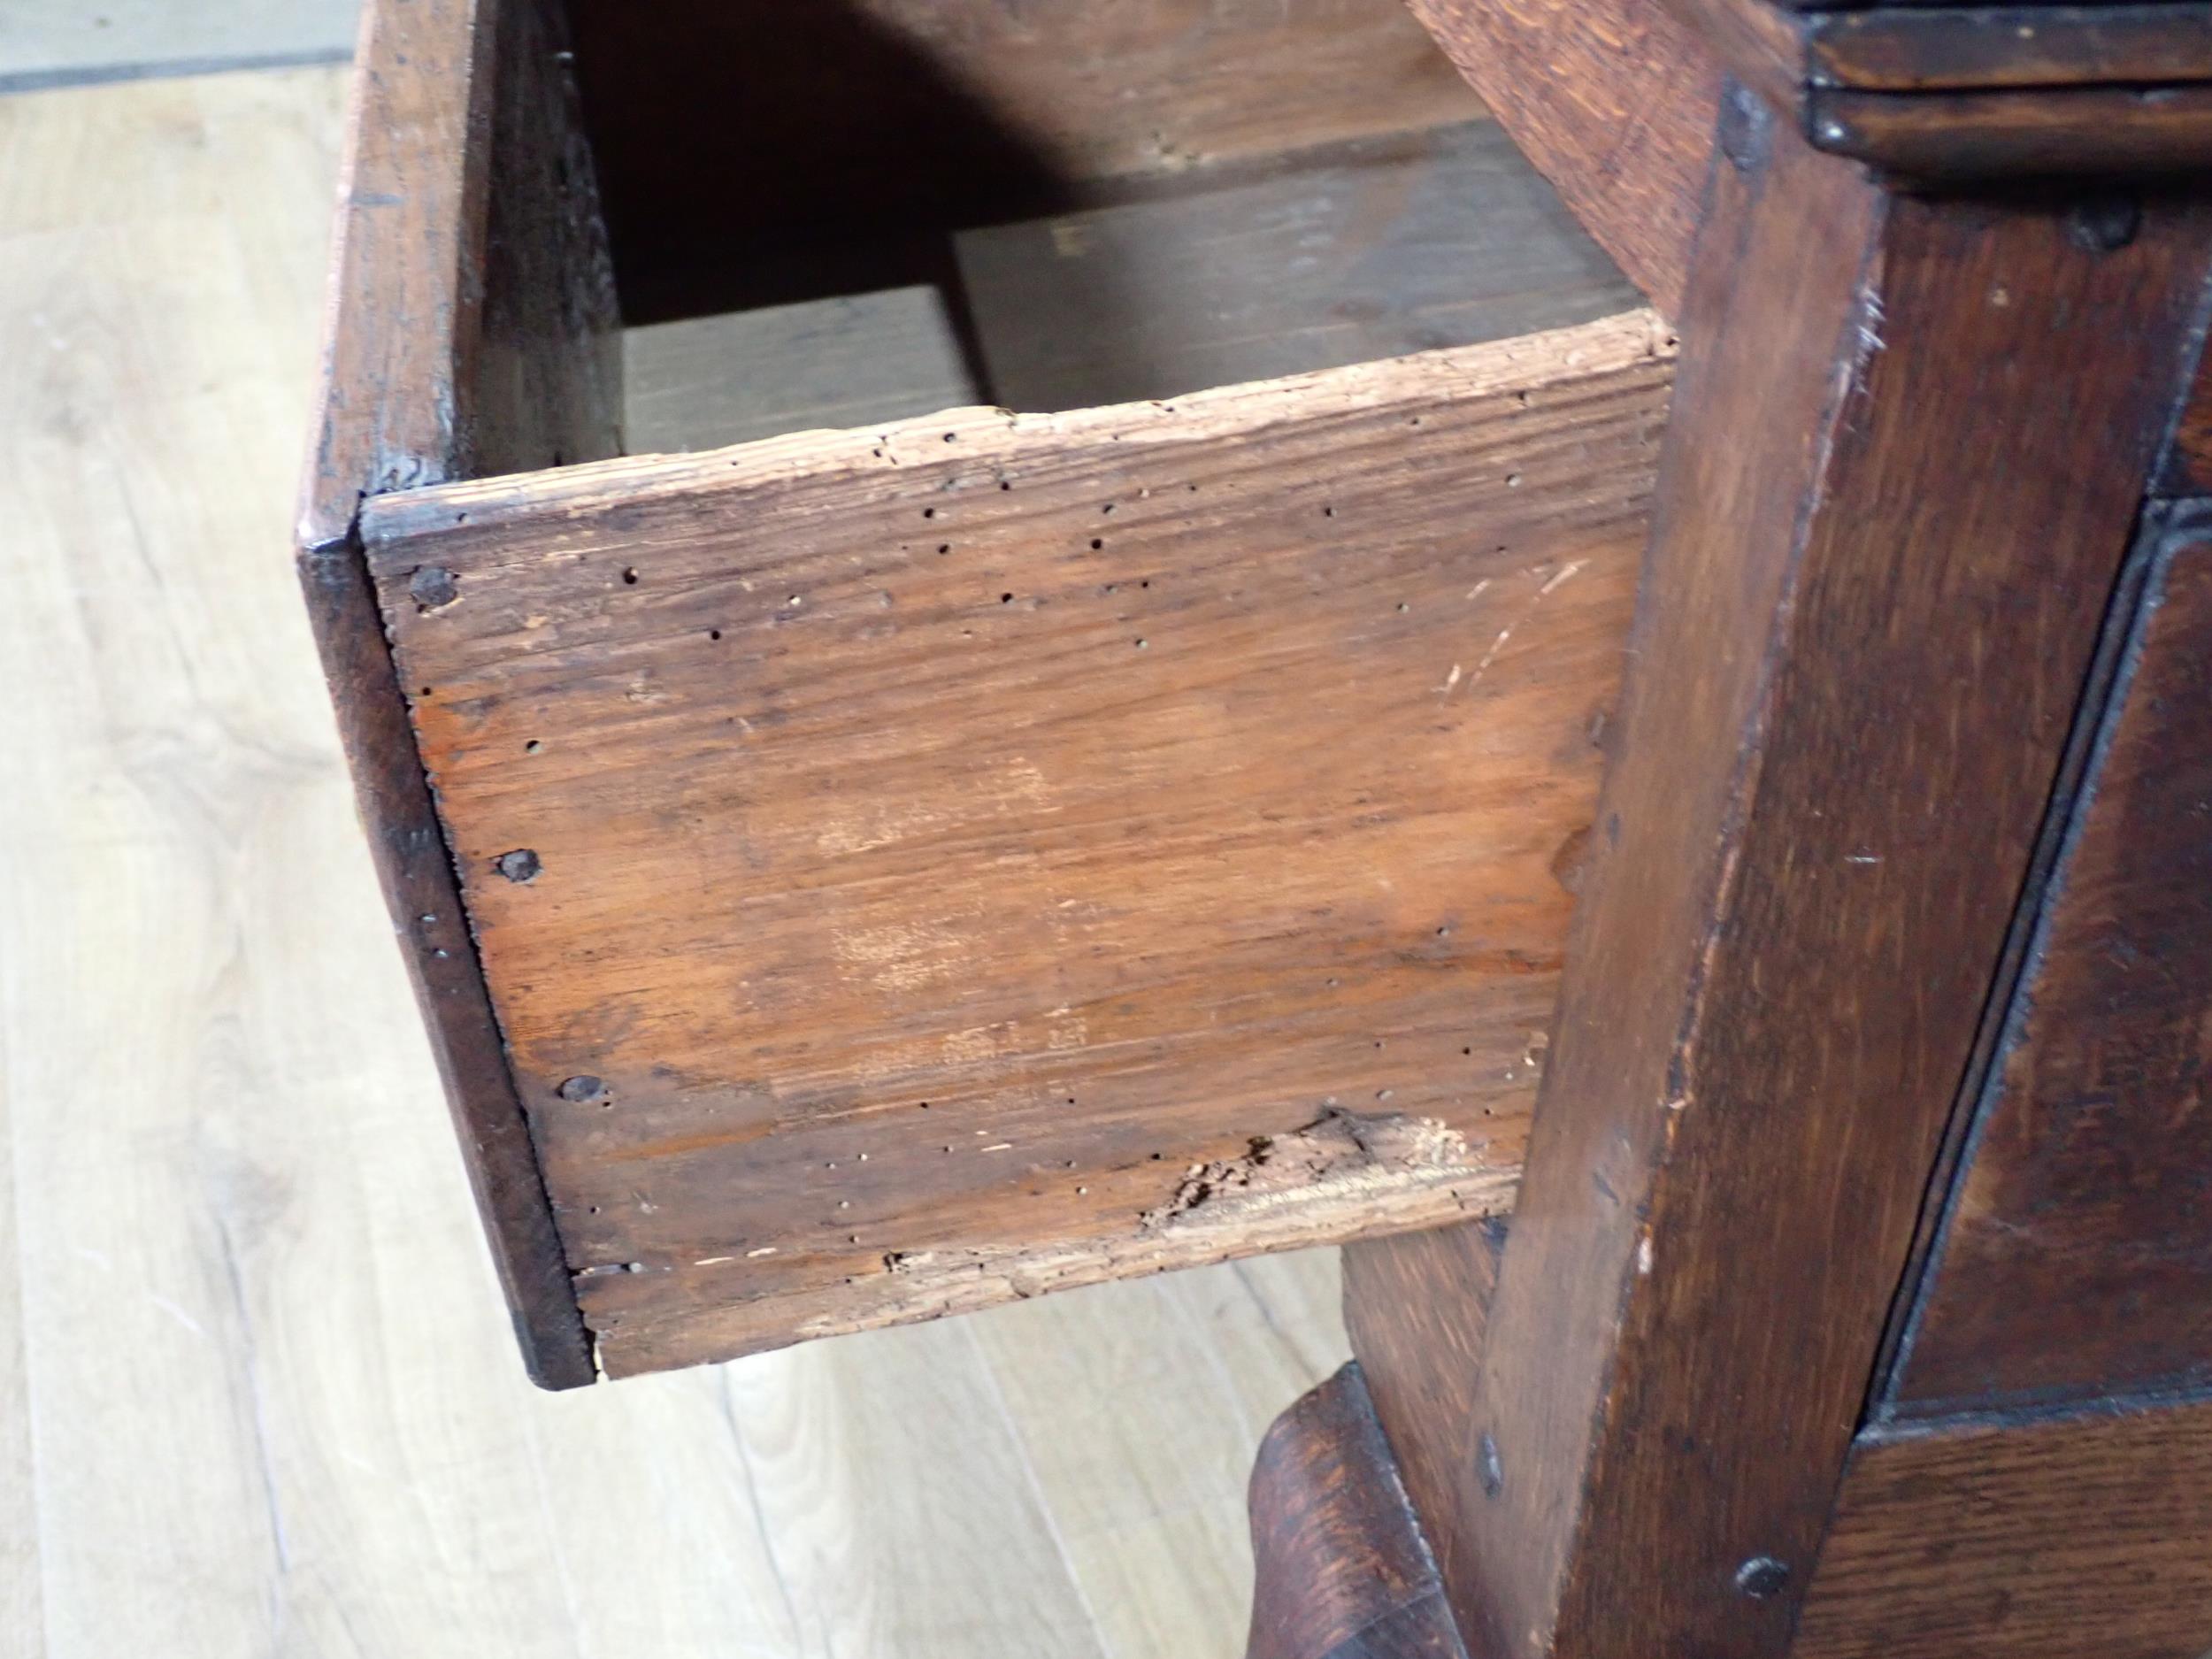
[975,1279,1274,1659]
[0,65,1348,1659]
[0,0,357,85]
[0,979,35,1657]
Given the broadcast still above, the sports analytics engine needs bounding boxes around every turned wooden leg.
[1246,1364,1464,1659]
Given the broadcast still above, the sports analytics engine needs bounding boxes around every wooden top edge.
[296,0,383,554]
[1668,0,2212,177]
[1810,80,2212,174]
[358,308,1678,543]
[1775,0,2202,12]
[1806,2,2212,91]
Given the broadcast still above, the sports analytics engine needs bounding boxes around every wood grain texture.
[1795,1399,2212,1659]
[1658,0,2212,180]
[4,64,600,1653]
[2162,346,2212,495]
[976,1251,1350,1659]
[626,287,980,454]
[1805,2,2212,90]
[4,65,1358,1656]
[1349,114,2212,1659]
[1809,81,2212,175]
[299,540,592,1386]
[1884,511,2212,1417]
[1402,0,1720,317]
[298,0,483,548]
[622,122,1641,440]
[568,0,1487,319]
[1666,0,2212,97]
[358,312,1675,1377]
[1246,1365,1468,1659]
[472,0,620,479]
[955,122,1640,412]
[301,0,619,546]
[301,0,622,1386]
[1660,0,1809,116]
[1341,1218,1505,1606]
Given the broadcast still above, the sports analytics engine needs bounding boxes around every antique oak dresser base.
[299,0,2212,1650]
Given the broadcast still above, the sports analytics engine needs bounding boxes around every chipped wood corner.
[591,1109,1517,1379]
[1139,1108,1480,1233]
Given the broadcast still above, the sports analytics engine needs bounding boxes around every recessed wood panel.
[360,313,1674,1377]
[1886,518,2212,1417]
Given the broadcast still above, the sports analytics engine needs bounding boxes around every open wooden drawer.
[299,0,1677,1386]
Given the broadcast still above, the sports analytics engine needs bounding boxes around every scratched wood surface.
[361,314,1673,1377]
[0,63,1351,1658]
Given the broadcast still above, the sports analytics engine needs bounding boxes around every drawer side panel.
[364,313,1674,1377]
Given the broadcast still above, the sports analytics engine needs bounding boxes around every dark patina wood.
[1803,2,2212,89]
[1794,1397,2212,1659]
[301,0,619,548]
[299,0,620,1387]
[1670,0,2212,92]
[472,0,621,479]
[300,539,595,1389]
[1812,83,2212,176]
[1663,0,2212,176]
[1342,100,2212,1659]
[1247,1364,1468,1659]
[1401,0,1721,317]
[2162,315,2212,492]
[300,0,484,549]
[1341,1219,1505,1601]
[1882,508,2212,1417]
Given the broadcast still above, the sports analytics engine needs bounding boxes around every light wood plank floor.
[0,0,357,88]
[0,65,1348,1659]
